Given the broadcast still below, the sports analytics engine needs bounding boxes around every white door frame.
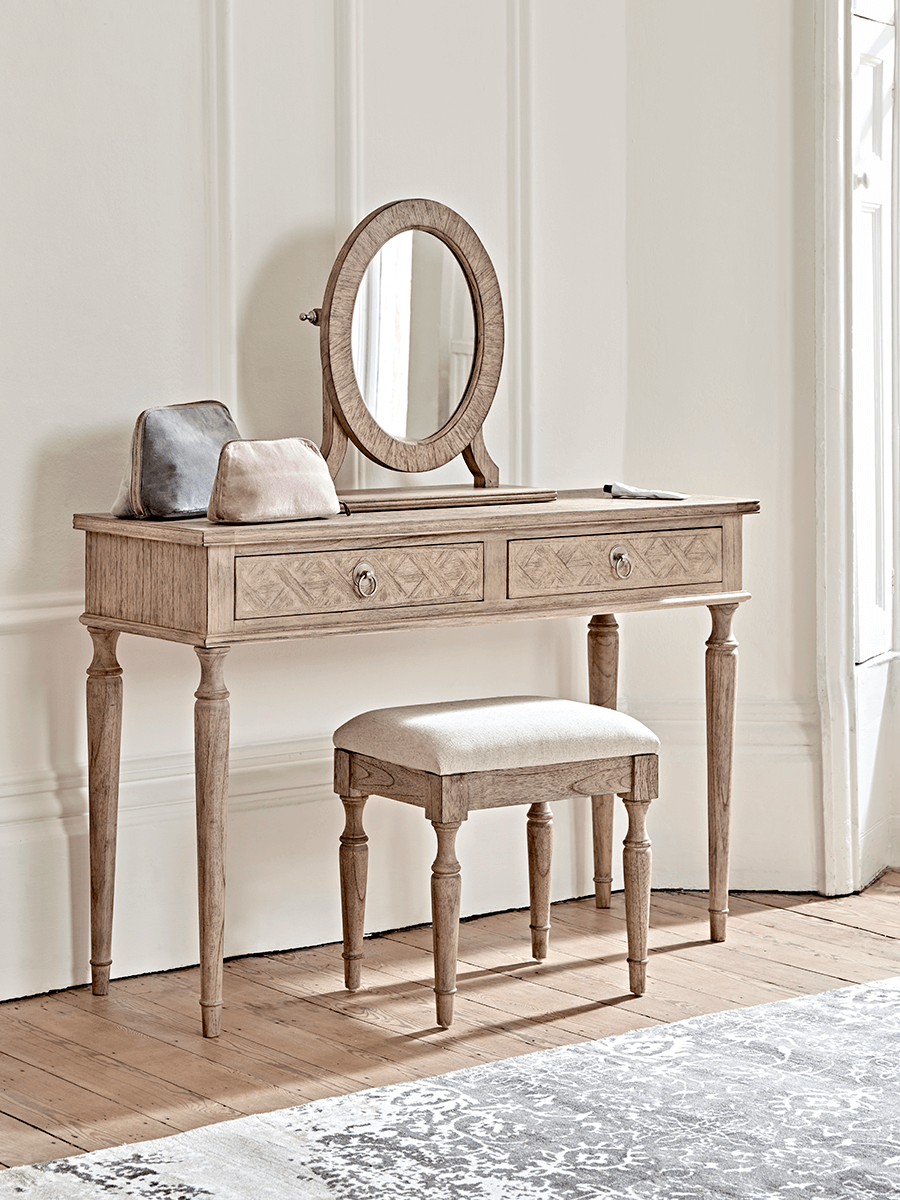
[816,0,900,894]
[815,0,859,896]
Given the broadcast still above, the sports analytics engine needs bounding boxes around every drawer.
[508,528,723,598]
[235,543,484,619]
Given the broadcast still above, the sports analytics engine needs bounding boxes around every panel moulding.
[0,736,333,841]
[0,701,818,843]
[334,0,364,489]
[506,0,532,487]
[334,0,363,250]
[337,1,530,491]
[0,591,83,634]
[201,0,237,412]
[622,699,820,761]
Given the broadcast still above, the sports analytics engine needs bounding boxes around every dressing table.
[75,200,758,1036]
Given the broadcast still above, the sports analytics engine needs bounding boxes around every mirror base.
[337,484,557,514]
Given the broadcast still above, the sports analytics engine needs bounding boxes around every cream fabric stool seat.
[333,695,659,1029]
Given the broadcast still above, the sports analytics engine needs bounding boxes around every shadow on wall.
[17,425,132,597]
[8,427,133,985]
[237,225,336,445]
[46,623,90,976]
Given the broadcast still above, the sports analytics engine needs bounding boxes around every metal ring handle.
[352,561,378,598]
[609,545,634,580]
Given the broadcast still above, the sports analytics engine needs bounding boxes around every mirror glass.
[351,231,476,440]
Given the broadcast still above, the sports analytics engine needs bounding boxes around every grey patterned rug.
[2,977,900,1199]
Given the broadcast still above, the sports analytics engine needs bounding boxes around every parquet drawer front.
[508,528,723,598]
[235,543,484,619]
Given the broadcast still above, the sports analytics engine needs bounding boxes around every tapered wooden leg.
[339,795,368,991]
[527,802,553,960]
[588,614,618,907]
[86,628,123,996]
[430,820,462,1028]
[706,603,739,943]
[622,755,655,996]
[194,646,230,1038]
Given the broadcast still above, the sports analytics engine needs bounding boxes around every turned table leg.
[430,819,462,1029]
[86,628,123,995]
[706,603,739,943]
[527,801,553,960]
[622,754,656,997]
[588,614,618,907]
[194,646,230,1037]
[339,794,369,991]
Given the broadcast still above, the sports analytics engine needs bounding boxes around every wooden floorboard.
[1,882,898,1169]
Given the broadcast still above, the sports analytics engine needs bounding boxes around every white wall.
[619,0,822,891]
[0,0,826,1002]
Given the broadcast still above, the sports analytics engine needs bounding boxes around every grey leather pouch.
[111,401,241,519]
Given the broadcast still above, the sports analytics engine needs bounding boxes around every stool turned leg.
[339,795,368,991]
[590,795,615,909]
[430,820,462,1028]
[527,802,553,960]
[622,755,654,997]
[588,615,619,908]
[86,628,123,996]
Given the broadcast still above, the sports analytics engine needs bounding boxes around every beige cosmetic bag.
[207,437,342,524]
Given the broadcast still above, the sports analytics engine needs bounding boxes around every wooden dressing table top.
[74,490,759,649]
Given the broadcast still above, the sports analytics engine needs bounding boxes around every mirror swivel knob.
[299,308,322,326]
[609,545,634,580]
[352,562,378,598]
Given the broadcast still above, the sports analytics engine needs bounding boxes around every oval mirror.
[317,198,504,483]
[350,230,476,442]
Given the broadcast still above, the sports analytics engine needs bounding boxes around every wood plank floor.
[2,875,899,1169]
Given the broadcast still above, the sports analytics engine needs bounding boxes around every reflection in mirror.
[351,231,475,440]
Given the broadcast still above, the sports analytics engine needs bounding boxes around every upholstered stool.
[333,695,659,1028]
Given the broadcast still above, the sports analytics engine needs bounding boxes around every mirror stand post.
[321,399,348,480]
[463,429,499,488]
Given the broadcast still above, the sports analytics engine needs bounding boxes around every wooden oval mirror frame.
[317,199,503,486]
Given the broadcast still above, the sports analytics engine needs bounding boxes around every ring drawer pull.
[352,561,378,598]
[609,545,634,580]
